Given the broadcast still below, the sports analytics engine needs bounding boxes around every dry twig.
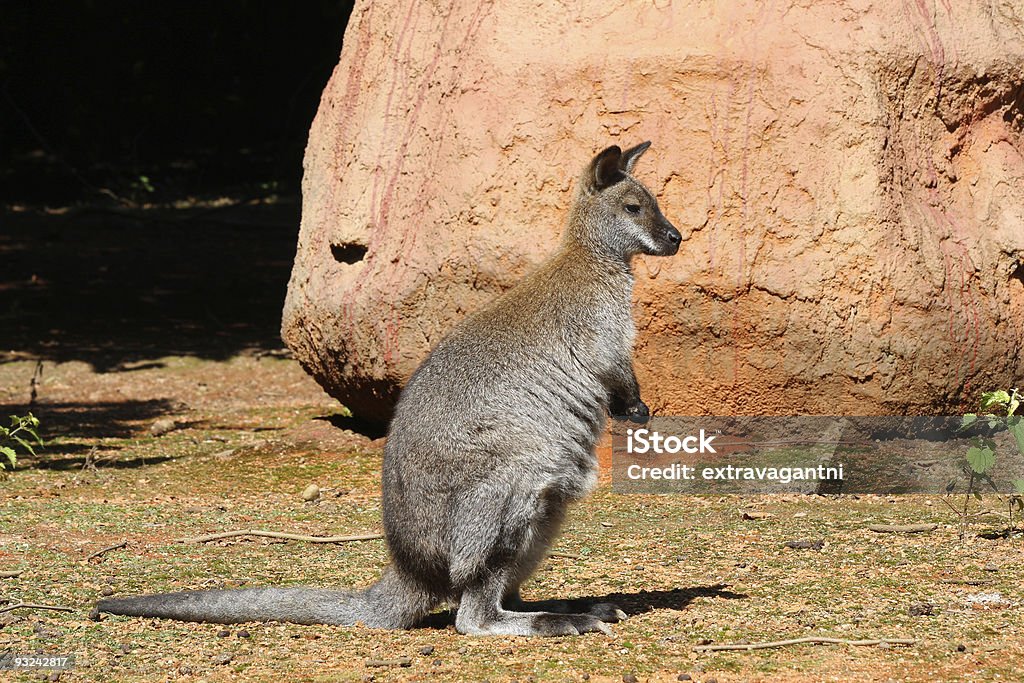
[0,601,74,615]
[87,541,127,562]
[365,657,412,668]
[867,523,937,534]
[176,530,384,544]
[693,636,916,652]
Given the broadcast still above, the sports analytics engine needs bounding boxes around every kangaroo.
[97,141,682,636]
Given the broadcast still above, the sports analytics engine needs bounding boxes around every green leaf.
[1013,479,1024,495]
[1010,419,1024,458]
[1008,392,1020,417]
[0,446,15,468]
[966,445,996,474]
[11,435,35,456]
[981,390,1011,411]
[961,414,978,429]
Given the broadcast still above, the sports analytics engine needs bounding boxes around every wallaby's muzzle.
[655,218,682,256]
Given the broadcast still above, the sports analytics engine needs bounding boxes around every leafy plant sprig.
[953,389,1024,539]
[0,413,43,471]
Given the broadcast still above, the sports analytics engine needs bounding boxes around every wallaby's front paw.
[610,397,650,423]
[626,399,649,424]
[587,602,627,623]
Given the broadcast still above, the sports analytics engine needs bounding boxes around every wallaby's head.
[569,141,682,261]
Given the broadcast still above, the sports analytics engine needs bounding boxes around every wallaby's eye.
[624,204,641,214]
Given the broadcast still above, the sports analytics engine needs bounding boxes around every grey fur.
[97,142,681,636]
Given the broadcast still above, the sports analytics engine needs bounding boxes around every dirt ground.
[1,204,1023,682]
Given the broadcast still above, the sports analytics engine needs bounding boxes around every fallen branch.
[867,524,937,534]
[0,601,75,615]
[547,551,581,560]
[87,541,127,561]
[365,657,412,668]
[176,530,384,544]
[0,571,22,579]
[693,636,916,652]
[940,578,992,586]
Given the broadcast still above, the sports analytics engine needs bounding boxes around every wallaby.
[97,141,682,636]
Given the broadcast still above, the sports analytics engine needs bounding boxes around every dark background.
[1,1,354,204]
[1,1,355,369]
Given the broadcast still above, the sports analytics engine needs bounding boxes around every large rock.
[282,1,1024,421]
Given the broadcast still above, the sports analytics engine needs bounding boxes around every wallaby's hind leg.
[455,568,611,637]
[500,500,565,608]
[499,496,626,625]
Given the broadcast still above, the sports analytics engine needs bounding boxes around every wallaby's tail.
[96,567,436,627]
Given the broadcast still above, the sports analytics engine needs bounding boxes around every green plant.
[950,389,1024,539]
[132,174,155,194]
[0,413,43,471]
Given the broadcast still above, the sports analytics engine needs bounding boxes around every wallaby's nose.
[660,223,682,256]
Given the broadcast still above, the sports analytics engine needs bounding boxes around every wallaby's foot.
[529,612,613,636]
[503,595,626,623]
[586,602,627,623]
[456,607,612,636]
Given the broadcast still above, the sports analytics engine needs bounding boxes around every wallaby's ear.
[619,141,652,173]
[589,145,624,191]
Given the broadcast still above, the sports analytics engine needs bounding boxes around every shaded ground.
[1,354,1023,682]
[2,200,299,371]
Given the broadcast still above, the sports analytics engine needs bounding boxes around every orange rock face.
[282,1,1024,420]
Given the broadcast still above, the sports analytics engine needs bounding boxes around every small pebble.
[956,643,967,652]
[623,675,638,683]
[432,659,442,666]
[150,417,177,436]
[500,647,513,655]
[237,629,251,638]
[705,678,718,683]
[211,653,233,665]
[677,675,692,681]
[100,586,114,597]
[419,645,435,656]
[907,602,934,617]
[301,484,321,502]
[217,629,231,637]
